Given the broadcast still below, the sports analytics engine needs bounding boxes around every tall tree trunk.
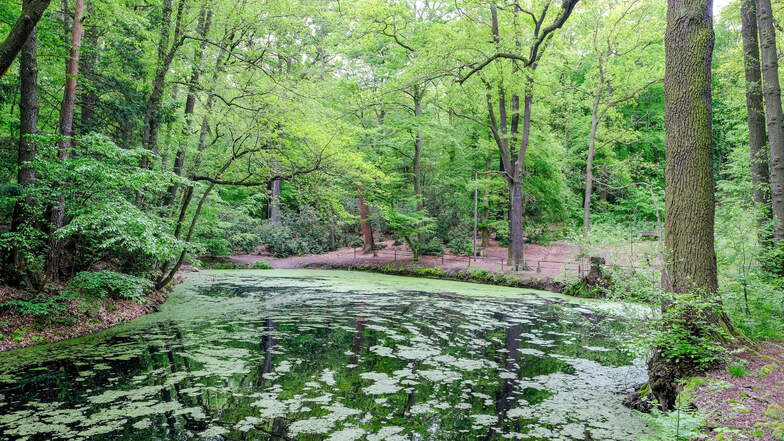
[583,93,602,235]
[358,188,374,254]
[0,0,51,77]
[741,0,771,238]
[77,0,97,133]
[269,178,281,226]
[481,153,491,248]
[11,7,39,280]
[662,0,718,294]
[650,0,718,411]
[166,4,211,206]
[46,0,84,281]
[413,88,425,244]
[756,0,784,242]
[509,80,533,271]
[137,0,185,205]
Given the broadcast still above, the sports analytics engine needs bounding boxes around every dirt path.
[229,240,584,278]
[692,342,784,440]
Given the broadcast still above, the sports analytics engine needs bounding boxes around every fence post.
[394,249,397,261]
[354,247,357,260]
[577,263,582,276]
[536,261,541,273]
[441,254,444,265]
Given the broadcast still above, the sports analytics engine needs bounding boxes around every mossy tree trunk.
[651,0,719,411]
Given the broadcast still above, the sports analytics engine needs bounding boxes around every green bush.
[230,232,263,254]
[761,244,784,279]
[418,237,443,256]
[201,238,232,257]
[652,293,728,373]
[447,237,473,256]
[252,261,273,269]
[65,270,152,302]
[3,294,71,323]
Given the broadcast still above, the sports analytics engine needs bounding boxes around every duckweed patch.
[0,270,652,440]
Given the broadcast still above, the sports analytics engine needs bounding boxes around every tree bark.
[46,0,84,281]
[358,188,375,254]
[756,0,784,242]
[583,94,602,235]
[10,7,39,279]
[651,0,718,411]
[0,0,51,77]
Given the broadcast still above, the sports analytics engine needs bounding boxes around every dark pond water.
[0,270,652,440]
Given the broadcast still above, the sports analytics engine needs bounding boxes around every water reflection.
[0,272,650,440]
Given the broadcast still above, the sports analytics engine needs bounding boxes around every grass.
[727,363,748,378]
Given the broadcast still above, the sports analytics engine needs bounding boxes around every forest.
[0,0,783,440]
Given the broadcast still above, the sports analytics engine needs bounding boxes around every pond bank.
[298,261,567,293]
[0,277,178,352]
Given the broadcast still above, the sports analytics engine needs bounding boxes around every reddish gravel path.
[228,239,651,279]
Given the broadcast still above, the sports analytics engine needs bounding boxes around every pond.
[0,270,653,440]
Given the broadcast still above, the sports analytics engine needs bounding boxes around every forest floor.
[0,283,171,352]
[228,238,660,280]
[692,341,784,441]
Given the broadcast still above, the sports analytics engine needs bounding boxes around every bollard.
[536,262,541,273]
[441,254,444,265]
[394,249,397,261]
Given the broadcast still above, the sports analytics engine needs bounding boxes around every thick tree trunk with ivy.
[742,0,771,236]
[756,0,784,242]
[649,0,718,411]
[46,0,84,281]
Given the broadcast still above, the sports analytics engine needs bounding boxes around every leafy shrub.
[252,261,272,269]
[201,238,232,257]
[652,293,728,373]
[419,237,443,256]
[761,244,784,279]
[230,232,263,254]
[448,237,473,256]
[66,270,152,302]
[3,294,71,323]
[392,239,403,246]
